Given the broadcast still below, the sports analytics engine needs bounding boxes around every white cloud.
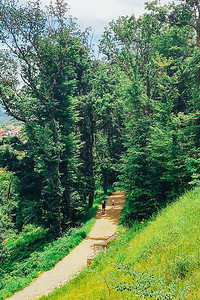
[65,0,140,34]
[19,0,178,35]
[69,0,174,21]
[68,0,178,34]
[68,0,143,21]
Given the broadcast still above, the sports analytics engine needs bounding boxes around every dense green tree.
[174,0,200,48]
[0,0,92,235]
[92,64,126,193]
[74,60,126,201]
[0,168,17,266]
[99,1,200,222]
[76,93,96,207]
[0,0,200,229]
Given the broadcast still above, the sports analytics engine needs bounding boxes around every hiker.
[112,198,115,206]
[102,198,107,214]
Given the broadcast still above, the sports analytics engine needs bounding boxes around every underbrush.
[40,187,200,300]
[0,189,112,300]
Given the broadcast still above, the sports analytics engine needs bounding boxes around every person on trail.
[112,198,115,206]
[102,198,107,214]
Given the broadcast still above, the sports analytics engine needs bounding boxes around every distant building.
[0,125,22,139]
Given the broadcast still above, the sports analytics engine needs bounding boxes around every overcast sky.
[66,0,176,51]
[19,0,176,35]
[67,0,173,34]
[17,0,177,54]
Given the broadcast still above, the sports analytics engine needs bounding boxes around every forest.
[0,0,200,294]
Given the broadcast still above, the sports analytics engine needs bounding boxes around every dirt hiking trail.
[7,191,125,300]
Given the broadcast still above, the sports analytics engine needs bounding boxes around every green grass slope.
[1,190,113,299]
[41,187,200,300]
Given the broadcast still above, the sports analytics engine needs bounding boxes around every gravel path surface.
[7,191,125,300]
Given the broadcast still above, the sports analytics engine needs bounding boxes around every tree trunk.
[195,2,200,48]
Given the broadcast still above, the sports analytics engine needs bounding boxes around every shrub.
[4,224,49,264]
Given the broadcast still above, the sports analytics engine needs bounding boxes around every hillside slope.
[0,105,13,125]
[41,187,200,300]
[6,192,125,300]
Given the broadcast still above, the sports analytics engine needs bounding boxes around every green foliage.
[0,0,95,234]
[0,168,18,264]
[41,187,200,300]
[114,266,190,299]
[3,224,49,267]
[0,0,198,234]
[1,3,200,298]
[99,0,200,223]
[0,188,112,299]
[92,64,126,194]
[0,213,96,299]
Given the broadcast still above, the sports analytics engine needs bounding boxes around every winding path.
[7,191,125,300]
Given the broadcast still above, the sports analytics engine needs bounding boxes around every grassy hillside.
[41,187,200,300]
[0,190,113,299]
